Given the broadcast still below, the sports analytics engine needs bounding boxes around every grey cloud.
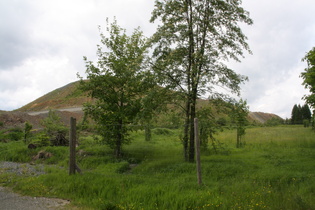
[0,1,39,69]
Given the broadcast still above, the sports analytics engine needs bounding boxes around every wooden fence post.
[194,118,202,185]
[69,117,76,175]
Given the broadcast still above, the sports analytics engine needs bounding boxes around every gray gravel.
[0,161,71,209]
[0,187,70,210]
[0,161,46,176]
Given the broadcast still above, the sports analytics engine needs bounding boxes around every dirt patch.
[0,110,84,130]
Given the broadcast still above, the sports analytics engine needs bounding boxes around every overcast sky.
[0,0,314,118]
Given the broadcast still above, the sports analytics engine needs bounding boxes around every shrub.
[153,128,174,135]
[0,128,24,142]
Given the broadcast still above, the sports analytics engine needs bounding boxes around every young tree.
[229,99,249,148]
[150,0,252,161]
[301,47,315,110]
[79,19,154,158]
[24,121,32,143]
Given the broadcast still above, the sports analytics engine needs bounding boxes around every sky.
[0,0,314,118]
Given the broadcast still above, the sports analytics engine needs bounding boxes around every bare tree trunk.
[183,100,190,161]
[116,121,123,159]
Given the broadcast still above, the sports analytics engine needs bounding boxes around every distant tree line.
[290,104,312,125]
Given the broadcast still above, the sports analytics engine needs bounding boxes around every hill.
[17,81,92,112]
[12,80,283,127]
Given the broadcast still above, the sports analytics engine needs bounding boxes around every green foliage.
[24,121,33,143]
[152,128,174,135]
[78,19,156,158]
[291,103,312,124]
[301,47,315,109]
[229,99,249,148]
[2,126,315,209]
[197,107,222,150]
[303,119,310,127]
[150,0,252,161]
[31,133,50,147]
[0,121,3,127]
[41,110,68,137]
[0,127,24,142]
[0,141,37,162]
[265,117,284,126]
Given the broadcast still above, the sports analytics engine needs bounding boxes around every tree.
[301,47,315,109]
[229,99,249,148]
[290,104,311,124]
[150,0,252,161]
[24,121,32,143]
[78,19,154,158]
[41,110,68,137]
[301,103,312,121]
[291,104,300,124]
[40,109,68,146]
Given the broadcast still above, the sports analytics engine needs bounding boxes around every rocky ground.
[0,161,73,210]
[0,187,70,210]
[0,110,84,130]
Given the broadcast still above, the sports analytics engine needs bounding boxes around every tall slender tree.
[150,0,252,161]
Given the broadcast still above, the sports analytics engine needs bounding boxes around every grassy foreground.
[1,126,315,209]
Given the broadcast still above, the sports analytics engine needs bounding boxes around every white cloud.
[0,0,315,119]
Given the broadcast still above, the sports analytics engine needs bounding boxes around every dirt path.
[0,187,70,210]
[0,162,78,209]
[27,107,83,116]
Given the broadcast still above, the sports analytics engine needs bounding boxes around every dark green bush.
[153,128,174,135]
[0,128,24,142]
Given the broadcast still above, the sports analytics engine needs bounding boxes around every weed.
[0,125,315,209]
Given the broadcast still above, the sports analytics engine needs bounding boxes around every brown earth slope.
[17,81,92,112]
[0,80,282,129]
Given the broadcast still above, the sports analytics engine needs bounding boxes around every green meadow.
[1,125,315,209]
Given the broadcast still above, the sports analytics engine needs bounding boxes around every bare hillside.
[17,81,92,112]
[248,112,282,124]
[9,80,283,127]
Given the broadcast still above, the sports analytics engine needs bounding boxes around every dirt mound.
[248,112,282,124]
[0,110,83,130]
[17,81,93,112]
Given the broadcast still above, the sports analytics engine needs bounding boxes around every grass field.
[0,125,315,209]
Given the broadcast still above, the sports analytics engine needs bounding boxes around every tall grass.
[1,126,315,209]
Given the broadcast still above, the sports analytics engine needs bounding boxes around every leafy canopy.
[301,47,315,109]
[150,0,252,161]
[78,19,155,157]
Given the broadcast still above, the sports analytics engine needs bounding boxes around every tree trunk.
[145,124,151,141]
[183,99,190,161]
[189,90,197,162]
[116,121,123,159]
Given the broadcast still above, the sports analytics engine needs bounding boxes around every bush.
[31,133,50,147]
[303,119,310,127]
[153,128,174,135]
[0,128,24,142]
[265,117,284,126]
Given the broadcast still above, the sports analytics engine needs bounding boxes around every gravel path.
[0,161,46,176]
[0,161,72,209]
[0,187,70,210]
